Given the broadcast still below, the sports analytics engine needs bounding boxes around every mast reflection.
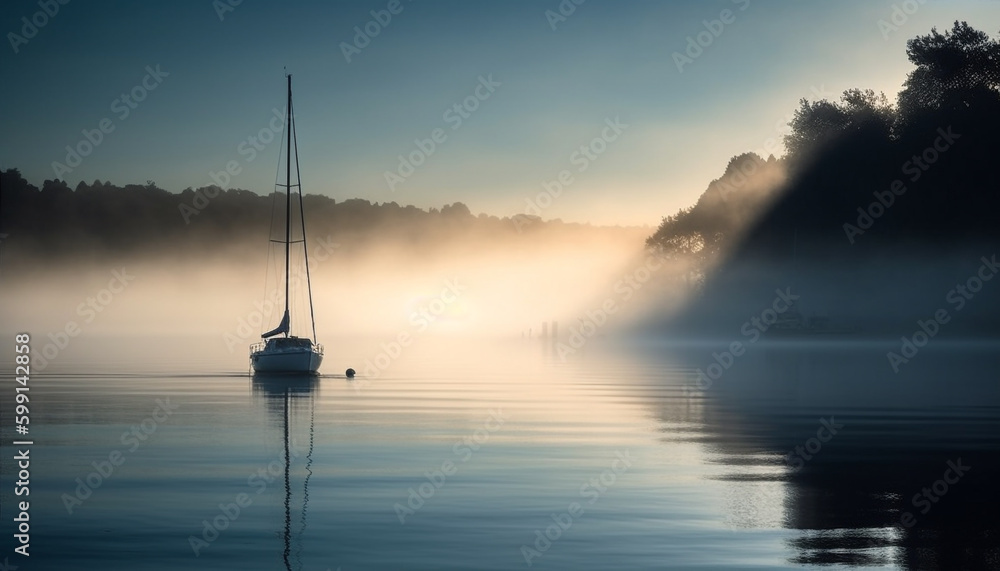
[251,374,319,571]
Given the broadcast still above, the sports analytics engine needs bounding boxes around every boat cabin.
[264,337,313,351]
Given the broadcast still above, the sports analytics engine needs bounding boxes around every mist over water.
[0,225,659,370]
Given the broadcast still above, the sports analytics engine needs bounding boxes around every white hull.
[251,348,323,374]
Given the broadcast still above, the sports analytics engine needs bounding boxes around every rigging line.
[291,96,319,343]
[262,103,286,340]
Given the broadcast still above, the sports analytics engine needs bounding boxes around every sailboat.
[250,74,324,374]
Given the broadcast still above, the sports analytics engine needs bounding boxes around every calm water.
[2,335,999,570]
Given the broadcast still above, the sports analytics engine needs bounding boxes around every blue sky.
[1,0,997,225]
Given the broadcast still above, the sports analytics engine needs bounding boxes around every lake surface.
[2,335,999,570]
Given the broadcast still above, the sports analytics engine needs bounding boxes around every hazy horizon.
[3,0,998,226]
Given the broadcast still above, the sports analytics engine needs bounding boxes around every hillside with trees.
[647,22,1000,335]
[0,170,643,268]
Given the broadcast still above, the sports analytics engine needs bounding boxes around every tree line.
[647,22,1000,273]
[0,171,631,265]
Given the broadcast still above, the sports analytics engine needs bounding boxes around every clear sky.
[1,0,997,226]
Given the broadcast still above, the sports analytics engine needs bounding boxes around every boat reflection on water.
[251,374,319,571]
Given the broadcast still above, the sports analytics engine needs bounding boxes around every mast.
[283,73,292,337]
[257,73,317,346]
[291,102,319,343]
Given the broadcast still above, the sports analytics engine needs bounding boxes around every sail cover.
[262,309,290,338]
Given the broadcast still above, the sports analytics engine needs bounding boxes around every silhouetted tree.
[441,202,473,218]
[647,152,785,284]
[654,24,1000,337]
[784,90,895,161]
[897,21,1000,119]
[1,166,624,264]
